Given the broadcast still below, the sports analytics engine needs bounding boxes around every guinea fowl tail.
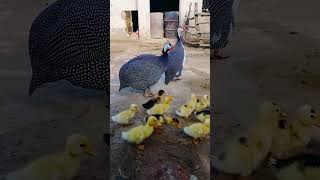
[119,83,127,92]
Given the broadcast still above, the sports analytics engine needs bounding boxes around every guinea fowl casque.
[118,27,186,97]
[28,0,108,95]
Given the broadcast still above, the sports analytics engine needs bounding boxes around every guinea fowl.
[118,42,172,97]
[165,26,187,83]
[28,0,108,95]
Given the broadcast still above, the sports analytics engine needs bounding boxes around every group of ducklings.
[111,90,211,149]
[212,101,320,180]
[4,134,96,180]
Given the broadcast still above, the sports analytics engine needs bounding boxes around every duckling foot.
[137,144,145,150]
[192,139,199,145]
[154,127,163,134]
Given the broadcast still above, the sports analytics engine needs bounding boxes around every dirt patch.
[110,36,210,179]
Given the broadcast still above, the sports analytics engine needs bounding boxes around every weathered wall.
[110,0,204,38]
[179,0,203,26]
[138,0,151,38]
[110,0,138,32]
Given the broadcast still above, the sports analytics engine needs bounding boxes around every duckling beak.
[85,145,97,157]
[176,123,181,129]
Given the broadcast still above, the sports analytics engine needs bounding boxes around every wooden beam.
[195,12,210,16]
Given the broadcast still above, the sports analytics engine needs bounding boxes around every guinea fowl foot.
[143,89,155,98]
[174,76,182,81]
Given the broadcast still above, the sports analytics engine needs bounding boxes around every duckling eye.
[310,114,315,118]
[275,109,279,112]
[197,100,200,102]
[80,144,86,147]
[184,105,187,107]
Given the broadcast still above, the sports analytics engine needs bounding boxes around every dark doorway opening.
[150,0,179,12]
[124,10,139,34]
[131,11,139,32]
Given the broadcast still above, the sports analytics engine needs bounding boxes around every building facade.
[110,0,203,38]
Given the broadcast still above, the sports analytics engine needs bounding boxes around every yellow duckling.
[152,114,180,128]
[195,95,210,112]
[212,101,288,178]
[271,105,320,159]
[6,134,96,180]
[121,116,159,149]
[146,96,174,115]
[176,104,194,118]
[184,118,210,144]
[194,109,210,122]
[112,104,140,124]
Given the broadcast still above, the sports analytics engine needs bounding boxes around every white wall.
[110,0,138,31]
[138,0,150,38]
[110,0,203,38]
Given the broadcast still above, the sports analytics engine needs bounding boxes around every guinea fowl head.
[177,26,186,42]
[162,41,173,54]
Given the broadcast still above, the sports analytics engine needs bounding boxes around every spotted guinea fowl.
[118,42,172,97]
[165,26,187,83]
[28,0,108,95]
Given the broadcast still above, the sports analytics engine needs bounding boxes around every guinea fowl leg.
[143,88,155,98]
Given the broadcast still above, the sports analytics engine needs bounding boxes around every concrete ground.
[0,0,107,179]
[110,35,210,179]
[213,0,320,179]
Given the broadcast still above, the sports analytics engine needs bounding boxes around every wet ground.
[0,0,107,179]
[110,35,210,179]
[213,0,320,179]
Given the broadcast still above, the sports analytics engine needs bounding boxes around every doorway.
[124,10,139,34]
[150,0,180,38]
[150,0,179,12]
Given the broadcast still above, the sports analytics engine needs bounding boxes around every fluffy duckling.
[142,90,166,109]
[212,101,288,178]
[271,153,320,180]
[152,114,180,128]
[112,104,140,124]
[271,105,320,159]
[194,109,210,122]
[270,119,291,159]
[176,94,199,118]
[121,116,159,149]
[176,104,194,118]
[195,95,210,112]
[6,134,96,180]
[146,96,174,115]
[184,118,210,144]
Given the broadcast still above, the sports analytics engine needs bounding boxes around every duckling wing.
[142,98,158,109]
